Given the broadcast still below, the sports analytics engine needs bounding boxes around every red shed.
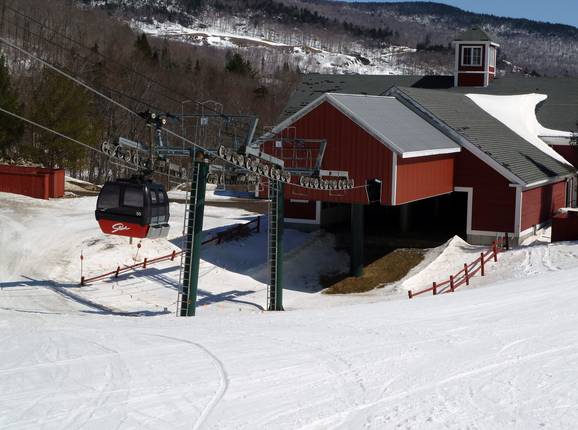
[0,165,65,199]
[452,27,499,88]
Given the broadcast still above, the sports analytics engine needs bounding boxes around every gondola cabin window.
[123,186,144,208]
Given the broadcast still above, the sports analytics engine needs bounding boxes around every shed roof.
[273,93,460,158]
[391,86,576,185]
[454,27,494,42]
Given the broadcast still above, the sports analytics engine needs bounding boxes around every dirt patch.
[323,249,424,295]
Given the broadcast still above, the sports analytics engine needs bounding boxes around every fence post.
[81,276,85,286]
[480,253,485,276]
[408,290,413,299]
[143,258,147,269]
[450,275,454,292]
[464,263,469,286]
[171,250,176,261]
[115,266,120,278]
[493,243,498,262]
[432,281,437,295]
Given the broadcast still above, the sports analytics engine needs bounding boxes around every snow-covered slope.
[3,233,578,427]
[3,192,578,428]
[133,19,419,75]
[0,191,351,315]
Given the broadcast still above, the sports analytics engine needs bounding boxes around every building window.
[461,46,482,66]
[490,47,497,68]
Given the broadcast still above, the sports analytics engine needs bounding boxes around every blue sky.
[346,1,578,27]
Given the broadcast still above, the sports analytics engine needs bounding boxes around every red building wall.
[521,181,566,231]
[264,101,457,207]
[396,155,455,204]
[551,145,578,168]
[457,73,485,87]
[454,150,516,233]
[0,165,65,199]
[264,101,394,205]
[285,200,317,220]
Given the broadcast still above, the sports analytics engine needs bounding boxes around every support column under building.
[350,203,364,277]
[399,203,410,234]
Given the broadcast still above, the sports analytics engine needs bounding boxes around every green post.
[268,181,284,311]
[350,203,364,277]
[180,160,208,316]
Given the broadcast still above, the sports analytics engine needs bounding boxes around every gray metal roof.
[279,74,453,122]
[392,86,576,184]
[454,27,494,42]
[451,75,578,132]
[325,94,460,157]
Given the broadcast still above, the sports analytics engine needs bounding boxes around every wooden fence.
[408,236,508,299]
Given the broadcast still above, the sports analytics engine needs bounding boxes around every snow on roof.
[467,93,573,166]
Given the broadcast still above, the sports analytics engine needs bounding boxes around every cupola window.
[461,46,482,66]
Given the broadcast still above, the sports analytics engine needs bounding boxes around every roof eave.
[401,148,461,158]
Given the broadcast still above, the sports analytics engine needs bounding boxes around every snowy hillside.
[132,19,419,75]
[3,191,578,428]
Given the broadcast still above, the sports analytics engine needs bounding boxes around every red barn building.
[260,27,578,259]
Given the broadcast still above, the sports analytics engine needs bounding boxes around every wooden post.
[450,275,454,292]
[432,281,437,295]
[464,263,469,286]
[480,253,485,276]
[81,276,85,286]
[493,243,498,262]
[170,250,176,261]
[408,290,413,299]
[143,258,147,269]
[115,266,120,278]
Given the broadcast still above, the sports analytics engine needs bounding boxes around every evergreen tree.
[134,33,156,62]
[225,52,254,77]
[26,69,102,169]
[0,56,24,159]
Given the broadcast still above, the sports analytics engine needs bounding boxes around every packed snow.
[2,190,578,428]
[467,93,574,166]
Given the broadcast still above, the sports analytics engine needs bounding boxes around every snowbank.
[467,93,573,165]
[400,233,578,295]
[400,236,484,292]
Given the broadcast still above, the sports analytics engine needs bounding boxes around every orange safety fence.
[408,235,508,299]
[80,216,261,286]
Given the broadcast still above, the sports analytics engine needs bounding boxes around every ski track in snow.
[3,193,578,428]
[150,334,229,430]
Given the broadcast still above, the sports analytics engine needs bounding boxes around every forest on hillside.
[0,0,297,183]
